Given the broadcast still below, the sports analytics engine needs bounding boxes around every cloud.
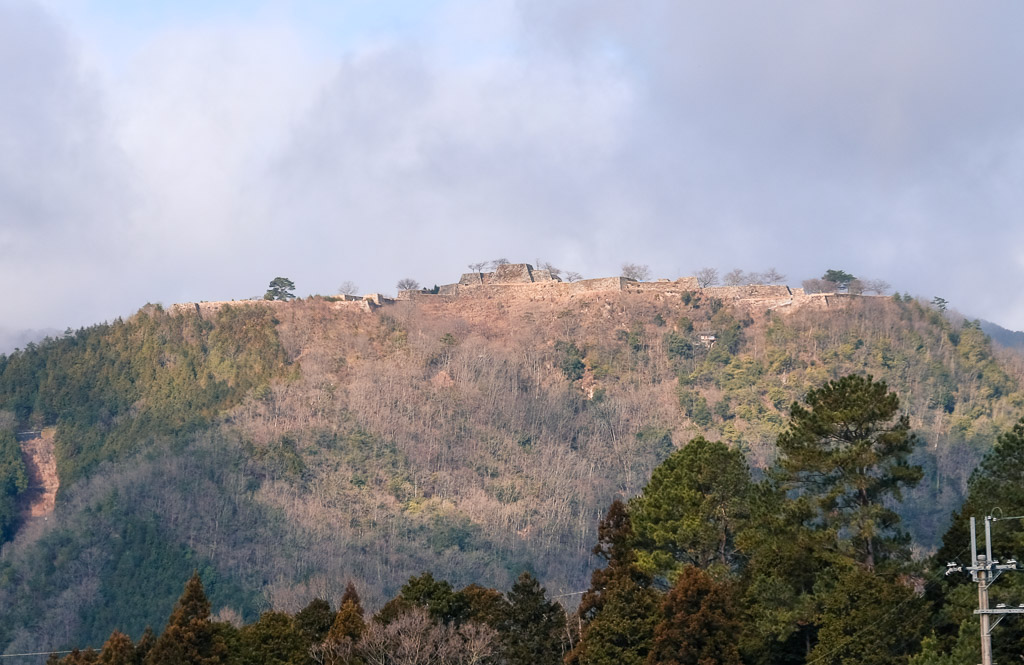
[3,0,1024,332]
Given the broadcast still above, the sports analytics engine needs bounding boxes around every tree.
[621,264,651,282]
[501,573,566,665]
[630,437,754,579]
[536,261,562,279]
[722,269,746,286]
[564,271,583,282]
[98,631,135,665]
[801,278,833,294]
[468,262,488,272]
[396,279,420,291]
[775,375,922,571]
[567,501,660,665]
[145,572,228,665]
[863,279,890,295]
[648,565,741,665]
[821,270,855,291]
[240,612,307,665]
[337,281,359,296]
[490,258,510,268]
[847,279,865,295]
[762,268,786,284]
[931,297,948,312]
[694,268,718,288]
[265,277,296,301]
[809,565,925,665]
[295,598,334,644]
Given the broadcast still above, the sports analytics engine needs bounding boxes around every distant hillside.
[981,319,1024,350]
[1,287,1022,653]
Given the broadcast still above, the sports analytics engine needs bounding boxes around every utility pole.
[947,515,1024,665]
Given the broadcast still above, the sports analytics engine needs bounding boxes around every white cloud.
[3,0,1024,331]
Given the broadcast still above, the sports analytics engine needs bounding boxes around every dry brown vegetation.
[2,290,1023,651]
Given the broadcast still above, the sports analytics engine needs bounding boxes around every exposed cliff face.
[0,288,1020,652]
[17,428,58,518]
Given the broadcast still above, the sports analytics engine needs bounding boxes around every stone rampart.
[702,284,793,299]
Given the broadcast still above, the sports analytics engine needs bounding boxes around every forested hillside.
[1,290,1022,655]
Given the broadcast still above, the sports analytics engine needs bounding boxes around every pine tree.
[145,572,228,665]
[775,374,922,571]
[647,565,741,665]
[630,437,754,579]
[809,565,925,665]
[567,500,660,665]
[501,572,566,665]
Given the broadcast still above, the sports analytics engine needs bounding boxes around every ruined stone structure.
[172,265,866,319]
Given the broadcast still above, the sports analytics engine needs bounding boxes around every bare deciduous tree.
[761,268,786,284]
[490,258,510,268]
[468,262,488,272]
[564,271,583,283]
[397,279,421,291]
[802,278,835,294]
[695,267,718,288]
[621,263,651,281]
[337,281,359,296]
[863,279,891,295]
[723,269,746,286]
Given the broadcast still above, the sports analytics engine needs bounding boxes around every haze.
[2,0,1023,349]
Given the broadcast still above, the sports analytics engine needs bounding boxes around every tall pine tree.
[566,500,660,665]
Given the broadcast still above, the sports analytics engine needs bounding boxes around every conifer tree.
[339,583,362,614]
[775,374,922,571]
[99,631,135,665]
[648,565,741,665]
[630,437,754,579]
[809,565,925,665]
[295,599,334,644]
[501,572,566,665]
[567,500,660,665]
[145,572,228,665]
[239,612,307,665]
[326,599,366,644]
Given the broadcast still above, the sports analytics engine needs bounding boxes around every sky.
[2,0,1024,350]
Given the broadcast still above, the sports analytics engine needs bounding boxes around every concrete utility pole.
[946,515,1024,665]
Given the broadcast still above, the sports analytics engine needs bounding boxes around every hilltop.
[1,268,1022,652]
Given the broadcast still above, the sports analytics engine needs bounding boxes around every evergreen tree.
[99,631,136,665]
[457,584,509,629]
[264,278,296,301]
[326,600,366,644]
[776,374,922,571]
[737,488,826,665]
[240,612,308,665]
[647,565,741,665]
[809,565,926,665]
[295,598,333,644]
[567,500,660,665]
[630,437,754,579]
[339,583,362,614]
[135,628,156,665]
[501,572,566,665]
[145,572,228,665]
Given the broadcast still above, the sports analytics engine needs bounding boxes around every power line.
[0,651,76,659]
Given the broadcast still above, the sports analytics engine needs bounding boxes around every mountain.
[981,319,1024,351]
[1,278,1022,653]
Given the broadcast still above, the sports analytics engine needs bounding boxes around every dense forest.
[40,379,1024,664]
[1,290,1023,660]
